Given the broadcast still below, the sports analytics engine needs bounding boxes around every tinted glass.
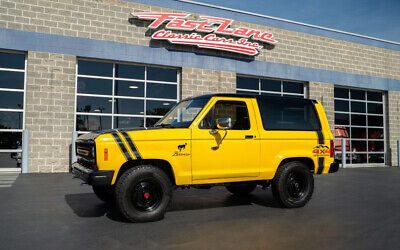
[369,154,384,163]
[147,67,177,82]
[0,92,23,109]
[0,71,24,89]
[200,101,250,130]
[368,115,383,126]
[147,83,177,99]
[0,152,22,168]
[0,52,25,69]
[114,116,144,128]
[282,81,303,94]
[77,77,112,95]
[114,98,144,115]
[335,113,349,125]
[335,100,349,112]
[237,77,258,90]
[334,88,349,99]
[115,81,144,97]
[367,103,383,114]
[369,141,384,152]
[76,115,111,131]
[350,90,365,100]
[146,100,175,116]
[352,153,367,164]
[76,96,112,113]
[351,101,366,113]
[261,92,280,97]
[261,79,281,92]
[334,126,350,138]
[146,118,160,127]
[78,60,113,77]
[236,90,258,95]
[368,128,384,139]
[257,98,320,131]
[367,91,383,102]
[351,127,366,138]
[115,64,145,79]
[351,114,366,126]
[351,140,367,152]
[0,132,22,149]
[0,111,23,129]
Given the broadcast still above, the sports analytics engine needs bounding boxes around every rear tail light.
[330,139,334,158]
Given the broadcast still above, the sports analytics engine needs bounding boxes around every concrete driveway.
[0,168,399,250]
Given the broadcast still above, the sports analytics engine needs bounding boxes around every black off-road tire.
[226,182,257,195]
[115,165,172,223]
[92,185,114,202]
[271,161,314,208]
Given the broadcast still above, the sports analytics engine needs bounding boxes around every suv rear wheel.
[226,182,257,195]
[271,161,314,208]
[115,165,172,222]
[92,185,114,202]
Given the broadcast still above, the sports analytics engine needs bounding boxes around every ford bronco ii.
[72,93,339,222]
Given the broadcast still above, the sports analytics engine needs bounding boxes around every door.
[191,98,260,180]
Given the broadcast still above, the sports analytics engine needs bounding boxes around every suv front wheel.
[271,161,314,208]
[115,165,172,222]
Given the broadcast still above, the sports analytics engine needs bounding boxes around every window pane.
[350,89,365,100]
[147,83,177,99]
[351,101,366,113]
[335,113,349,125]
[114,116,144,128]
[146,100,174,116]
[115,64,145,79]
[261,79,281,92]
[0,52,25,69]
[76,96,112,113]
[0,71,24,89]
[334,126,350,139]
[0,92,23,109]
[335,100,349,112]
[0,132,22,149]
[200,101,250,130]
[352,153,368,164]
[237,90,258,95]
[0,111,23,129]
[115,81,144,97]
[237,77,259,90]
[368,141,384,152]
[78,60,113,77]
[0,152,22,168]
[351,140,367,152]
[334,88,349,99]
[147,67,177,82]
[282,81,303,94]
[368,128,384,139]
[351,114,366,126]
[77,77,112,95]
[351,127,366,138]
[262,92,281,97]
[367,91,382,102]
[368,115,383,126]
[146,118,160,127]
[76,115,111,131]
[367,103,383,114]
[114,98,144,115]
[368,154,384,163]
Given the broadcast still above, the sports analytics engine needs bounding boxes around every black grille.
[76,140,96,169]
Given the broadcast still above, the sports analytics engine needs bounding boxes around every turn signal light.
[330,140,334,158]
[104,148,108,161]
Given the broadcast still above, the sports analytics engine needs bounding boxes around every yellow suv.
[72,93,339,222]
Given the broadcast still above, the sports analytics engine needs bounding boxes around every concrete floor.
[0,168,399,250]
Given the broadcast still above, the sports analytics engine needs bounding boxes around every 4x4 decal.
[313,145,330,156]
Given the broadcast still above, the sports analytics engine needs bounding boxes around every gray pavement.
[0,168,399,250]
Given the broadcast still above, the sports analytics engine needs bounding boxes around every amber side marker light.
[104,148,108,161]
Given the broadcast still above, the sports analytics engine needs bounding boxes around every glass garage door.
[0,51,26,170]
[236,76,306,97]
[334,87,385,165]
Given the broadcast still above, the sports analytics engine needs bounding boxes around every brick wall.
[388,91,400,167]
[0,0,399,80]
[308,82,335,132]
[25,52,76,172]
[181,67,236,99]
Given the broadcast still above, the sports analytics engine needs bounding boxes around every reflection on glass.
[0,111,23,129]
[351,127,366,139]
[146,118,160,127]
[76,115,111,131]
[147,67,177,82]
[367,91,382,102]
[0,92,23,109]
[115,81,144,97]
[334,88,349,99]
[368,115,383,126]
[115,64,145,79]
[0,132,22,149]
[78,60,113,77]
[237,77,259,90]
[147,83,177,99]
[368,141,384,152]
[0,71,24,89]
[351,153,368,164]
[351,114,366,126]
[335,113,349,125]
[368,128,383,139]
[0,52,25,69]
[76,96,112,113]
[146,100,174,116]
[350,89,365,100]
[0,152,22,168]
[335,100,349,112]
[114,99,144,115]
[351,101,366,113]
[114,117,144,128]
[77,77,112,95]
[261,79,281,92]
[367,103,383,114]
[282,81,303,94]
[369,154,384,163]
[351,140,367,152]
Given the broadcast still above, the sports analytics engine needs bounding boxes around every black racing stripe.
[121,132,142,159]
[317,131,324,144]
[317,157,324,174]
[111,132,132,160]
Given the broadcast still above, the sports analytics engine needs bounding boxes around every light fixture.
[163,102,170,106]
[108,99,114,102]
[140,112,144,114]
[94,109,100,112]
[129,85,138,89]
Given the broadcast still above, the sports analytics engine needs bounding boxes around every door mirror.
[216,118,232,130]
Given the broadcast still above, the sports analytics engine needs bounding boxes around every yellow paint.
[90,97,335,185]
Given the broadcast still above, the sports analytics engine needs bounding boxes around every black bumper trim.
[72,162,114,186]
[329,162,339,173]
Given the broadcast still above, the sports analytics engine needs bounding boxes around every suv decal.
[111,132,132,161]
[121,131,142,160]
[313,145,330,156]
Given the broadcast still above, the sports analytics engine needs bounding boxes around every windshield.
[154,98,210,128]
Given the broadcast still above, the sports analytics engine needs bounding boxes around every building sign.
[131,12,278,56]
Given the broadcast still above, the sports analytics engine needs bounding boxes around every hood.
[76,127,164,141]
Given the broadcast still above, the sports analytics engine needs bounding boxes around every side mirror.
[216,118,232,130]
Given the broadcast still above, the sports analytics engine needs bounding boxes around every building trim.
[1,28,399,91]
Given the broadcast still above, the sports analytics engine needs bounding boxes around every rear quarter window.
[257,98,321,131]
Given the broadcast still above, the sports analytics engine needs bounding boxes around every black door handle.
[245,135,254,139]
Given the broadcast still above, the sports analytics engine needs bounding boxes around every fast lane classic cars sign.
[131,12,278,56]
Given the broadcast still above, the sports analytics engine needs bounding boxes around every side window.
[257,98,321,131]
[199,101,250,130]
